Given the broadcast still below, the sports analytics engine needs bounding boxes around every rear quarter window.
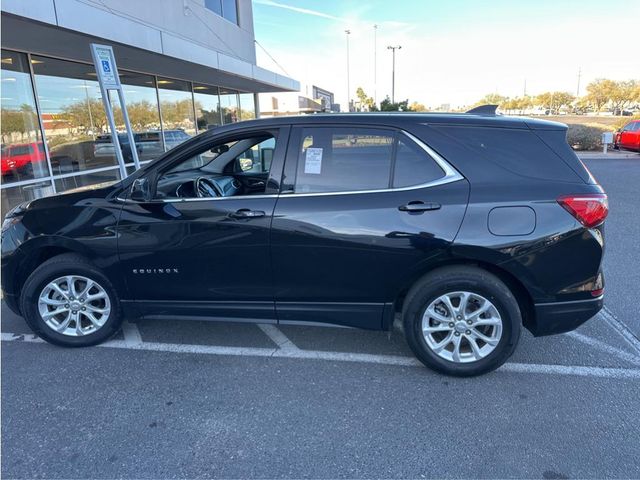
[432,126,580,182]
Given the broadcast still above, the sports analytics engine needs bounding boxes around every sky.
[252,0,640,109]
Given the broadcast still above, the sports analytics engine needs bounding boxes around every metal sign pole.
[90,43,140,178]
[117,88,140,170]
[101,88,127,179]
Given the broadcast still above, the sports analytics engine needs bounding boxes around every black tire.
[402,266,521,377]
[20,253,122,347]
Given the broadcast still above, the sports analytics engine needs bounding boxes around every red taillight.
[557,193,608,228]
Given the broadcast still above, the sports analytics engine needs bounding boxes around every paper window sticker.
[304,147,323,174]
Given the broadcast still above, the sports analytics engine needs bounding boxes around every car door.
[270,125,469,329]
[628,121,640,149]
[620,122,637,149]
[116,126,289,322]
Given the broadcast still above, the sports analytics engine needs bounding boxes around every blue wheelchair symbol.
[101,60,111,73]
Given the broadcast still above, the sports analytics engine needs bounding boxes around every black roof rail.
[466,104,499,115]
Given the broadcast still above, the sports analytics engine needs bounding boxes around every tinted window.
[393,136,445,188]
[294,128,394,193]
[432,126,579,182]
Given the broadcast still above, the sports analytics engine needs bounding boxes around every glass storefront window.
[239,92,256,121]
[1,180,54,217]
[32,55,118,175]
[219,89,239,124]
[112,72,163,162]
[193,83,221,133]
[158,77,196,151]
[53,168,120,192]
[1,50,49,184]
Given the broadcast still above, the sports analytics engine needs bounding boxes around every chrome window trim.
[120,129,464,204]
[284,129,464,198]
[118,192,280,203]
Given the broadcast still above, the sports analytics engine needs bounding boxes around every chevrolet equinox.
[1,107,608,376]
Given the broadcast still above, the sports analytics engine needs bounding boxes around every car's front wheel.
[403,266,521,376]
[20,253,122,347]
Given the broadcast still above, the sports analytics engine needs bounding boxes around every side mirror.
[238,157,254,172]
[130,177,152,202]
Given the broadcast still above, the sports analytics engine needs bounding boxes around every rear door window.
[393,136,445,188]
[291,127,450,194]
[294,127,394,193]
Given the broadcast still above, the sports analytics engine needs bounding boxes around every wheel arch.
[10,236,94,312]
[391,258,536,333]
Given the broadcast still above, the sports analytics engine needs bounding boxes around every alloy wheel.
[38,275,111,337]
[421,291,503,363]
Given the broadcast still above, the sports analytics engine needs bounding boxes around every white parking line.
[257,324,300,351]
[121,322,143,346]
[601,306,640,356]
[3,332,640,380]
[565,331,640,366]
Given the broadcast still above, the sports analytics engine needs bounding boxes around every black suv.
[1,109,608,376]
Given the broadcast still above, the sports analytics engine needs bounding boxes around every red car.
[1,142,46,177]
[614,119,640,152]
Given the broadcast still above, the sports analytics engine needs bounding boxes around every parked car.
[93,130,191,163]
[614,119,640,152]
[1,141,46,178]
[1,109,608,376]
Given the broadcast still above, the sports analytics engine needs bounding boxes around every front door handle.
[230,209,266,219]
[398,201,441,212]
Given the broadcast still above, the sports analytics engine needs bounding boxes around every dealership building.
[0,0,298,215]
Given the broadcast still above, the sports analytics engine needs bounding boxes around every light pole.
[345,29,351,112]
[387,45,401,104]
[373,24,378,107]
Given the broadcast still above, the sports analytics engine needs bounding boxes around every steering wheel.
[195,177,222,198]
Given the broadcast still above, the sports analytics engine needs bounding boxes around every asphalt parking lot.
[2,152,639,479]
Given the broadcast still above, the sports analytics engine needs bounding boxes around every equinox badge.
[132,268,179,274]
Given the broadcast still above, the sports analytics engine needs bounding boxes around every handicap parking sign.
[91,44,119,88]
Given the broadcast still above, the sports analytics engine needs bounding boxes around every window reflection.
[239,92,256,121]
[194,83,222,133]
[158,77,195,151]
[112,72,163,162]
[1,50,49,183]
[32,55,118,174]
[219,88,239,124]
[1,181,54,217]
[53,168,120,192]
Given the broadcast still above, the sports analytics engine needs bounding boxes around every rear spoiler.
[466,104,499,115]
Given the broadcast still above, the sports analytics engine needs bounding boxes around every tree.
[60,98,107,134]
[584,79,616,112]
[379,96,408,111]
[474,93,508,107]
[534,91,575,114]
[355,87,375,111]
[633,82,640,103]
[609,80,638,114]
[1,108,28,142]
[113,100,159,130]
[409,101,427,112]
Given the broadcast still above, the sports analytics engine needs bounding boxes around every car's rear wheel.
[20,254,122,347]
[403,266,521,376]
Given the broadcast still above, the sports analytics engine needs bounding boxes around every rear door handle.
[230,209,266,219]
[398,201,441,212]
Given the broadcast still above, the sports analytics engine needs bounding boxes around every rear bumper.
[530,296,603,336]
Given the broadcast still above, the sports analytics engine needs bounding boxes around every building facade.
[259,83,337,117]
[1,0,298,215]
